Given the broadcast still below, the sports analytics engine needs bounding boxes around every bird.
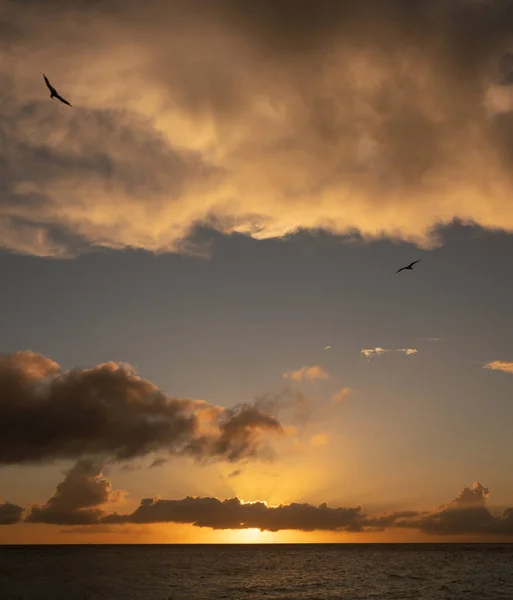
[43,74,72,106]
[396,259,421,274]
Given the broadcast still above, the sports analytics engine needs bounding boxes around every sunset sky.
[1,0,513,544]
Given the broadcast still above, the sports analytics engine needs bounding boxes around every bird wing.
[55,93,72,107]
[396,267,406,273]
[408,259,421,268]
[43,74,56,94]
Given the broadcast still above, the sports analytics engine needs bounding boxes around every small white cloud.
[361,347,418,359]
[324,345,332,350]
[418,337,444,342]
[283,365,329,382]
[483,361,513,375]
[361,347,390,359]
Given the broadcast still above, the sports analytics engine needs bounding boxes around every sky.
[1,0,513,544]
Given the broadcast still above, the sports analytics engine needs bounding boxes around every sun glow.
[225,528,276,544]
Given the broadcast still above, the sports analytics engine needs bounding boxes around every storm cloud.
[0,351,283,465]
[1,1,513,256]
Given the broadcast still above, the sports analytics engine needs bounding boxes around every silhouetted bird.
[43,74,72,106]
[396,259,421,274]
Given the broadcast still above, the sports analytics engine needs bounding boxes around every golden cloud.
[1,1,513,256]
[283,365,329,382]
[483,360,513,374]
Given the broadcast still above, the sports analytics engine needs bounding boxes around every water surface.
[2,543,513,600]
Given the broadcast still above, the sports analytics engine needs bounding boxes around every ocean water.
[1,544,513,600]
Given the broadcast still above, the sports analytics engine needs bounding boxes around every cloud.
[366,482,513,537]
[331,387,353,404]
[103,497,363,532]
[12,469,513,538]
[361,347,418,359]
[371,483,513,537]
[98,481,513,536]
[26,459,125,525]
[419,338,444,342]
[283,366,329,383]
[361,347,390,359]
[2,1,513,256]
[254,388,312,426]
[412,482,511,536]
[324,346,332,350]
[228,469,242,479]
[149,457,168,469]
[483,360,513,374]
[0,351,283,465]
[0,501,23,525]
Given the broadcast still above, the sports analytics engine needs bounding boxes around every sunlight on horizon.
[225,528,275,543]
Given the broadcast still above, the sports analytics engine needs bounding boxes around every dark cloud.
[0,351,283,465]
[413,482,513,536]
[0,501,23,525]
[26,459,123,525]
[366,482,513,537]
[100,482,513,537]
[103,496,363,532]
[368,484,513,538]
[362,510,426,531]
[210,0,436,57]
[453,482,490,506]
[182,404,282,463]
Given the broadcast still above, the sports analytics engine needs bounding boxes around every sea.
[1,544,513,600]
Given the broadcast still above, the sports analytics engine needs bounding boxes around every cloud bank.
[2,1,513,256]
[104,497,362,532]
[7,467,513,539]
[0,351,283,465]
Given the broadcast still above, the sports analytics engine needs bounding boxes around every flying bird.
[43,74,72,106]
[396,259,421,274]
